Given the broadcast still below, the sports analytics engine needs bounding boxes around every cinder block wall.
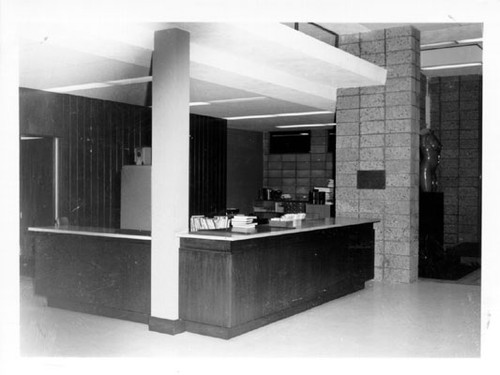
[428,75,482,247]
[263,129,334,200]
[336,26,421,283]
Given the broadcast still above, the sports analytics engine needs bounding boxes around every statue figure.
[420,128,442,192]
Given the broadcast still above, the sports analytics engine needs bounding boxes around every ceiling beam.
[422,45,482,67]
[420,24,483,45]
[315,23,372,35]
[190,43,336,111]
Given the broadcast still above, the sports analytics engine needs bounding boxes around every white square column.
[149,28,190,333]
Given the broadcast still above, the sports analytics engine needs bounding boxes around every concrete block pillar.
[336,26,421,283]
[149,28,190,333]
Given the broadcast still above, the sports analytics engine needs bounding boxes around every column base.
[149,316,186,335]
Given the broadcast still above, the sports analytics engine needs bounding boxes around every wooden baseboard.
[149,316,186,335]
[47,297,150,324]
[183,281,365,340]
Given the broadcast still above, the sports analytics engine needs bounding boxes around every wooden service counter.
[28,226,151,323]
[178,217,378,339]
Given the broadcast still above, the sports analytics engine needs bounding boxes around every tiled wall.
[336,26,421,283]
[263,129,334,200]
[428,75,482,247]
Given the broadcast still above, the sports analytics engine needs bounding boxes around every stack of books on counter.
[231,215,257,233]
[190,215,230,232]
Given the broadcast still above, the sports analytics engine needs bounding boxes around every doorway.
[19,136,56,276]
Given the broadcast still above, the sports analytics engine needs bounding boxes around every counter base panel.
[180,223,374,339]
[33,232,151,323]
[183,280,365,339]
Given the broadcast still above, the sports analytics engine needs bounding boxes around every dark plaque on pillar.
[357,170,386,190]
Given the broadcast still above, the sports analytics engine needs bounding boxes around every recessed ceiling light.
[208,96,266,104]
[225,111,333,121]
[456,37,483,44]
[189,102,210,106]
[46,82,112,93]
[422,62,482,71]
[421,41,455,48]
[108,76,152,85]
[46,76,153,93]
[276,123,336,129]
[20,136,44,140]
[421,38,483,49]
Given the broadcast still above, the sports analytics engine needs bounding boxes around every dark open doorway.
[20,136,56,276]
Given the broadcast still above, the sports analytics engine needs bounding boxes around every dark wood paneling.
[229,229,350,327]
[34,232,151,322]
[19,88,67,137]
[347,223,375,281]
[179,224,375,339]
[19,138,55,261]
[226,129,263,215]
[21,88,227,228]
[189,114,227,217]
[179,249,232,327]
[20,88,152,228]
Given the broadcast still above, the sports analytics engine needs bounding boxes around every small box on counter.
[268,213,306,228]
[268,220,296,228]
[306,204,332,219]
[231,226,258,233]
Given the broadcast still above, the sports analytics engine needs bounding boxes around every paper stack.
[231,215,257,232]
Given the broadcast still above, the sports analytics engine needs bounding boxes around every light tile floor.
[19,276,481,358]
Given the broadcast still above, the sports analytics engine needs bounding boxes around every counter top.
[178,217,379,242]
[28,225,151,240]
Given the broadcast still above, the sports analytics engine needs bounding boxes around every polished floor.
[19,275,481,358]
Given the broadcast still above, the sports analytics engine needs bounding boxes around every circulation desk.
[178,217,378,339]
[29,218,377,339]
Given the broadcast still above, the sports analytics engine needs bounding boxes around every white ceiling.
[18,22,482,132]
[318,22,483,77]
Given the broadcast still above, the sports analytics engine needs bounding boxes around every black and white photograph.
[1,0,499,374]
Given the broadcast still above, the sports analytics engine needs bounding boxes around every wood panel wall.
[20,88,151,228]
[64,95,152,228]
[20,138,55,260]
[226,129,263,215]
[189,114,227,217]
[20,88,228,229]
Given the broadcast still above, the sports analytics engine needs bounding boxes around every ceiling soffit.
[19,22,387,131]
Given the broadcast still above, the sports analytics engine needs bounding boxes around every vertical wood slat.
[99,99,106,227]
[70,95,77,224]
[89,99,95,227]
[99,99,105,227]
[202,116,207,214]
[189,114,227,218]
[77,96,85,225]
[105,103,112,228]
[84,97,91,226]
